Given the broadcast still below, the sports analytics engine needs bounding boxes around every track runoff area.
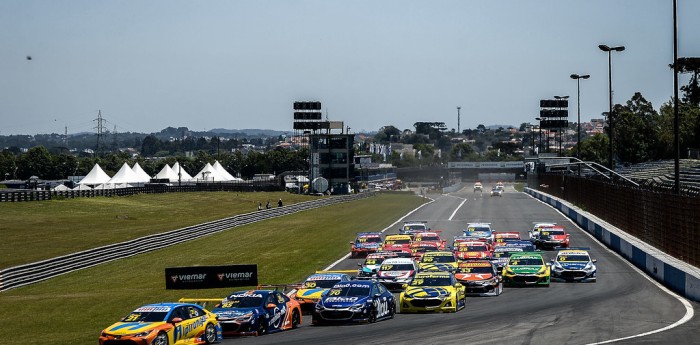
[220,184,695,345]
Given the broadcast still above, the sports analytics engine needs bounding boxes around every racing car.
[413,231,447,250]
[398,221,430,237]
[313,280,395,324]
[502,252,550,287]
[380,234,413,256]
[350,232,383,258]
[490,186,503,197]
[528,222,557,240]
[454,260,503,296]
[493,231,521,247]
[205,290,302,336]
[409,241,441,260]
[531,226,570,250]
[464,223,495,244]
[357,251,397,279]
[399,271,466,313]
[454,241,493,261]
[550,248,597,282]
[376,257,418,291]
[417,251,458,272]
[491,243,531,271]
[290,273,352,312]
[474,182,483,192]
[99,302,222,345]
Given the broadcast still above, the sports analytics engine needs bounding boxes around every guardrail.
[525,187,700,302]
[0,192,375,292]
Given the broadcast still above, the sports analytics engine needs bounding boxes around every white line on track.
[323,195,436,271]
[448,197,467,221]
[527,193,695,344]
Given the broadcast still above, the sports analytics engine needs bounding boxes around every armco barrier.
[525,187,700,302]
[0,192,374,292]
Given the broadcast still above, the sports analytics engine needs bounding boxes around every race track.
[219,186,699,345]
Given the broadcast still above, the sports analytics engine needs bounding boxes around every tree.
[613,93,662,164]
[579,133,609,165]
[659,100,700,158]
[414,122,447,140]
[674,57,700,106]
[16,146,53,180]
[141,135,162,156]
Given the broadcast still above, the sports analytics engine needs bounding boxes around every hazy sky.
[1,1,698,135]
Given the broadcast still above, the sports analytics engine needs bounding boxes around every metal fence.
[0,181,283,202]
[529,174,700,266]
[0,192,375,292]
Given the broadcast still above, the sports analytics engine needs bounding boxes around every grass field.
[0,191,315,268]
[0,192,425,345]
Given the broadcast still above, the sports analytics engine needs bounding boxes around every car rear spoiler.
[256,283,303,296]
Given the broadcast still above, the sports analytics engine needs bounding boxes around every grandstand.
[617,159,700,195]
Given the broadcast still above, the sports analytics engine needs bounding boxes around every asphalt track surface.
[221,186,700,345]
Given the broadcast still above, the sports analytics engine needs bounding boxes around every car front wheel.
[152,332,169,345]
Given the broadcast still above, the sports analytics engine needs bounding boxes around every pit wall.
[526,187,700,302]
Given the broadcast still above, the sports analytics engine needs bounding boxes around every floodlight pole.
[599,44,625,175]
[673,0,680,194]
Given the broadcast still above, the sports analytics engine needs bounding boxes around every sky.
[1,0,698,136]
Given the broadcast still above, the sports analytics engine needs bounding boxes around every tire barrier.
[0,192,375,292]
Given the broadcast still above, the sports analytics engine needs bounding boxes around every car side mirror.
[357,263,362,267]
[374,293,382,298]
[455,282,463,288]
[267,303,277,309]
[350,242,355,245]
[592,259,597,263]
[549,259,554,263]
[170,317,183,324]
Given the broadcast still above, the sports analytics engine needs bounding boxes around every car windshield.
[417,235,440,242]
[467,226,490,232]
[494,250,518,258]
[363,257,384,266]
[327,284,370,297]
[385,239,410,245]
[509,258,543,266]
[405,225,426,231]
[557,254,589,262]
[411,277,452,286]
[121,307,171,322]
[460,245,486,252]
[357,237,381,243]
[220,293,264,308]
[457,266,493,274]
[541,230,565,236]
[303,279,342,289]
[422,255,455,263]
[380,263,414,271]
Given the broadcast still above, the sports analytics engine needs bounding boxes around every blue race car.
[550,248,597,282]
[210,290,302,336]
[313,280,395,324]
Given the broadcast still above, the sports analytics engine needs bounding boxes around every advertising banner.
[165,264,258,290]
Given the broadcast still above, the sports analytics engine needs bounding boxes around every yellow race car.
[399,271,466,313]
[417,251,458,272]
[99,303,222,345]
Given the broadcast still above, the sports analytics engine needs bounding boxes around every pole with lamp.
[599,44,625,174]
[570,73,590,173]
[535,117,543,154]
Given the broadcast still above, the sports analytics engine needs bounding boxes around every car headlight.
[234,313,254,322]
[131,329,154,338]
[504,267,514,275]
[349,304,366,312]
[537,267,547,274]
[553,262,563,270]
[584,263,595,271]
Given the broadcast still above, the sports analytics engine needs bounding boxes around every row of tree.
[0,146,308,181]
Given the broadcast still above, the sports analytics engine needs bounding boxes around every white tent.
[52,184,70,191]
[131,163,152,183]
[154,164,179,182]
[72,184,93,191]
[78,163,111,185]
[171,162,193,181]
[108,163,141,184]
[94,183,115,190]
[213,160,242,181]
[192,162,228,182]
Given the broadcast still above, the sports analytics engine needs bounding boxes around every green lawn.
[0,192,425,345]
[0,191,314,268]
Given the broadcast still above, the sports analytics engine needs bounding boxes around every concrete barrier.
[525,187,700,302]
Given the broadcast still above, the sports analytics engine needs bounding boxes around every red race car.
[454,241,493,261]
[413,231,446,251]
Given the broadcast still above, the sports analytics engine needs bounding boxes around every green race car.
[501,252,550,287]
